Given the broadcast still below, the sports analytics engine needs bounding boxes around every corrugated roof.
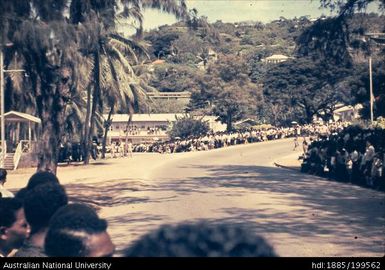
[334,106,354,113]
[151,59,165,65]
[4,111,41,123]
[105,113,186,123]
[104,114,224,124]
[265,54,289,60]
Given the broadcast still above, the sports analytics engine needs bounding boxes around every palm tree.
[2,0,76,173]
[3,0,188,172]
[3,1,92,172]
[13,21,81,173]
[73,14,141,163]
[70,0,188,164]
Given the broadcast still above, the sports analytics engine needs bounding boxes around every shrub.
[169,115,210,139]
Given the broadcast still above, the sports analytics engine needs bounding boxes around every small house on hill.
[261,54,291,64]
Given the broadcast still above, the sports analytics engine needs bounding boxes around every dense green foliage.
[144,8,384,126]
[263,58,353,125]
[169,115,210,139]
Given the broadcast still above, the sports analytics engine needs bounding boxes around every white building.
[312,104,363,123]
[103,113,226,144]
[261,54,291,64]
[333,104,362,122]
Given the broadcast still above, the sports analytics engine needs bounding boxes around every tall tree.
[319,0,385,15]
[262,58,354,125]
[297,0,384,64]
[188,55,261,131]
[70,0,187,164]
[3,0,188,172]
[296,1,385,122]
[13,21,77,173]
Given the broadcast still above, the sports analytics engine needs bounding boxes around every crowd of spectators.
[1,121,383,258]
[132,122,349,154]
[301,125,385,191]
[58,122,350,161]
[126,126,163,135]
[0,172,115,257]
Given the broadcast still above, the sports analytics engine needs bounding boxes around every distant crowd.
[301,125,385,191]
[132,122,349,154]
[58,122,350,161]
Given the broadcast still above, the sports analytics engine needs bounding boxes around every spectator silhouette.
[44,203,115,257]
[26,171,60,190]
[14,187,28,203]
[14,171,60,203]
[14,183,68,257]
[0,169,13,198]
[124,222,277,257]
[0,198,30,257]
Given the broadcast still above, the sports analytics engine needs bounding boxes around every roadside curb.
[273,151,303,172]
[273,162,301,172]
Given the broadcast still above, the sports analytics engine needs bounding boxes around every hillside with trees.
[144,10,384,126]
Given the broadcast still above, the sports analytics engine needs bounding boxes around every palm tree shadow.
[62,164,384,256]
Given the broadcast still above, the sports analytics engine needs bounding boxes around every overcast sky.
[140,0,333,30]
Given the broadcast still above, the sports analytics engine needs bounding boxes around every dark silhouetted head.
[14,187,28,202]
[23,183,68,234]
[0,168,7,183]
[26,171,59,191]
[44,203,114,257]
[124,222,277,257]
[0,198,30,256]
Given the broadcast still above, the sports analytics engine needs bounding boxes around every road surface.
[8,138,384,257]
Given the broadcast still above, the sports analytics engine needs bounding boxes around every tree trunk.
[305,107,314,124]
[124,108,133,155]
[226,112,232,132]
[102,105,114,159]
[84,49,101,164]
[82,84,92,163]
[302,100,314,124]
[37,114,61,174]
[36,70,69,174]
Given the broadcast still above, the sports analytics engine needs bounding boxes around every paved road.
[7,138,384,257]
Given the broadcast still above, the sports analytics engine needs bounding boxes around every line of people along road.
[132,122,349,154]
[58,122,351,162]
[301,125,384,191]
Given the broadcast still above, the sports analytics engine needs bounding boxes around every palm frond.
[6,52,25,93]
[106,45,136,77]
[140,0,188,20]
[100,56,116,92]
[109,38,139,63]
[110,33,150,56]
[116,0,143,36]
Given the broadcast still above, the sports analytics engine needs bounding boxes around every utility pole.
[1,50,5,168]
[0,47,25,168]
[369,56,374,123]
[364,33,385,124]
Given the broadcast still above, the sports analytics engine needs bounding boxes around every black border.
[1,257,384,270]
